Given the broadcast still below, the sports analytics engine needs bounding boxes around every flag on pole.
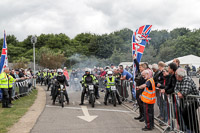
[0,31,8,73]
[132,25,152,98]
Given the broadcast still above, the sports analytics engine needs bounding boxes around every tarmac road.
[31,85,160,133]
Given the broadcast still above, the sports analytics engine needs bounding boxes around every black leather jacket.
[165,74,177,94]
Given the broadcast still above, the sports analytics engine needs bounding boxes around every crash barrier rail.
[118,79,200,132]
[0,78,35,101]
[155,93,200,133]
[118,80,135,102]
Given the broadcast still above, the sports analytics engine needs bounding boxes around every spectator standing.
[173,58,181,68]
[138,70,156,131]
[134,63,147,122]
[0,67,15,108]
[63,67,69,80]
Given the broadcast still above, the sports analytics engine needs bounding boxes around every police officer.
[79,68,99,105]
[0,67,15,108]
[104,71,121,105]
[52,69,69,105]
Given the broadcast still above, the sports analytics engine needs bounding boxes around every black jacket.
[153,70,164,87]
[165,74,176,94]
[135,73,146,86]
[56,75,69,86]
[159,75,171,89]
[10,73,16,79]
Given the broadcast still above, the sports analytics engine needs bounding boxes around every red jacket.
[63,70,69,80]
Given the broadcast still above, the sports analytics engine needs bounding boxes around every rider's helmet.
[57,68,63,76]
[85,68,91,75]
[107,71,113,78]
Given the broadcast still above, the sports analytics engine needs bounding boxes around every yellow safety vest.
[8,74,16,88]
[106,76,115,88]
[0,72,9,89]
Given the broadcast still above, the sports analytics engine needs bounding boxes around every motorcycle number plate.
[111,86,116,90]
[89,85,94,90]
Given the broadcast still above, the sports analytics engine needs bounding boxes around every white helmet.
[57,69,63,73]
[85,68,91,73]
[107,71,113,75]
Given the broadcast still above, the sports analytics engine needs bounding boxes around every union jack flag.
[132,25,152,99]
[0,31,8,73]
[132,25,152,63]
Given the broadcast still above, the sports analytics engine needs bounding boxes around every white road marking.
[46,105,131,113]
[77,106,98,122]
[96,100,101,104]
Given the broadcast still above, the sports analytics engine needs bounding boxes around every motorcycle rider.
[104,71,122,105]
[79,68,99,105]
[52,69,69,105]
[47,70,55,91]
[70,69,78,82]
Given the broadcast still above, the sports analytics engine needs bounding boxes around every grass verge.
[0,89,38,133]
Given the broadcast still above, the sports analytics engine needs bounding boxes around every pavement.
[30,85,161,133]
[8,86,46,133]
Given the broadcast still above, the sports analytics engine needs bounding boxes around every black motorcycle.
[108,85,117,107]
[57,84,65,108]
[86,83,96,108]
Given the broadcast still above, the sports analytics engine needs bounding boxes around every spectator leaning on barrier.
[175,68,200,133]
[119,65,132,81]
[152,64,162,118]
[165,63,178,94]
[138,70,156,131]
[19,69,25,78]
[157,66,170,124]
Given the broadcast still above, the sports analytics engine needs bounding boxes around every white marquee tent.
[165,54,200,68]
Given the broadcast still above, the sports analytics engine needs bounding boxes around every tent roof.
[165,54,200,67]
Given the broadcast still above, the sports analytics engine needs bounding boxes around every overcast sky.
[0,0,200,41]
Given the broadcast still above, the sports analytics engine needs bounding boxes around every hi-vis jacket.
[141,78,156,104]
[0,72,16,89]
[106,76,115,88]
[82,74,98,87]
[8,74,16,88]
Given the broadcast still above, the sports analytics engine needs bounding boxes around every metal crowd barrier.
[155,93,200,133]
[15,78,34,97]
[119,80,200,133]
[118,80,136,102]
[0,78,35,101]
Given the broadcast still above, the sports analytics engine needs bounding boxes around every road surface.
[31,85,160,133]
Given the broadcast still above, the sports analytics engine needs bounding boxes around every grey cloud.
[0,0,200,41]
